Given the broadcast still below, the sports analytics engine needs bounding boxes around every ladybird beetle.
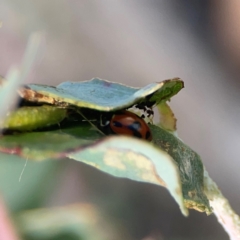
[100,110,152,141]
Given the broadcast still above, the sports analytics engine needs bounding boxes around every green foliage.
[0,105,67,131]
[0,78,214,239]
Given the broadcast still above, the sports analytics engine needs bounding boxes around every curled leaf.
[68,135,188,216]
[0,125,187,216]
[18,78,184,111]
[151,125,212,214]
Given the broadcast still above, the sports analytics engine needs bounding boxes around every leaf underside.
[18,78,184,111]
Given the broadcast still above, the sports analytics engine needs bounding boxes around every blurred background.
[1,1,240,239]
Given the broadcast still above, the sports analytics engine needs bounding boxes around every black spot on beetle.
[146,131,151,140]
[112,121,123,128]
[132,131,142,138]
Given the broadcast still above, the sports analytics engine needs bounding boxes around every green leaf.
[18,78,184,111]
[0,105,67,131]
[68,135,187,216]
[0,124,100,160]
[149,79,184,104]
[0,119,212,214]
[0,124,187,216]
[151,124,212,214]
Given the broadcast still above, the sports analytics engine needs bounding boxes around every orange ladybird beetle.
[100,110,152,141]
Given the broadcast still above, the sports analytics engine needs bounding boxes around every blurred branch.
[0,32,45,121]
[204,170,240,240]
